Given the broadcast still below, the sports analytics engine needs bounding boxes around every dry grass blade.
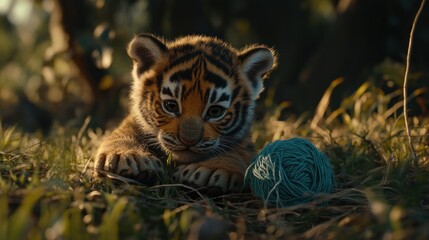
[103,171,145,185]
[148,183,211,206]
[311,77,344,140]
[311,77,344,129]
[403,0,426,166]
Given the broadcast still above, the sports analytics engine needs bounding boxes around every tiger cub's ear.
[239,46,277,99]
[127,34,168,80]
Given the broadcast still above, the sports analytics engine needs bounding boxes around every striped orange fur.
[94,34,277,194]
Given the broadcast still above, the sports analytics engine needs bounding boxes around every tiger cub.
[94,34,277,195]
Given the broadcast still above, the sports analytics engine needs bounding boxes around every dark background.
[0,0,428,132]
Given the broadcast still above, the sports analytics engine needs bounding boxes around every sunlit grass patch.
[1,76,429,239]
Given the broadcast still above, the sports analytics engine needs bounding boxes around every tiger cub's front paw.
[94,148,164,184]
[173,163,244,196]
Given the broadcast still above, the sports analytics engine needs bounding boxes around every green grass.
[1,81,429,239]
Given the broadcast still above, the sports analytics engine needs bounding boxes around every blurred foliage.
[0,0,428,132]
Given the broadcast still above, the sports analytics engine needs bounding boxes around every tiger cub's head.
[128,34,277,163]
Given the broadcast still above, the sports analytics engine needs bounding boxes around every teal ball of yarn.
[244,138,335,208]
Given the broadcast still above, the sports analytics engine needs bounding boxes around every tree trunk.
[46,0,117,125]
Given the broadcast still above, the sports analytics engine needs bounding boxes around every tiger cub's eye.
[163,100,180,115]
[206,105,226,120]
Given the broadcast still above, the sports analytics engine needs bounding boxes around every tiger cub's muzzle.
[178,117,203,147]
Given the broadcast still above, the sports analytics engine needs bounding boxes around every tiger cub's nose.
[179,117,203,147]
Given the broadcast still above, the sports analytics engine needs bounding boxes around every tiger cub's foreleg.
[94,116,165,184]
